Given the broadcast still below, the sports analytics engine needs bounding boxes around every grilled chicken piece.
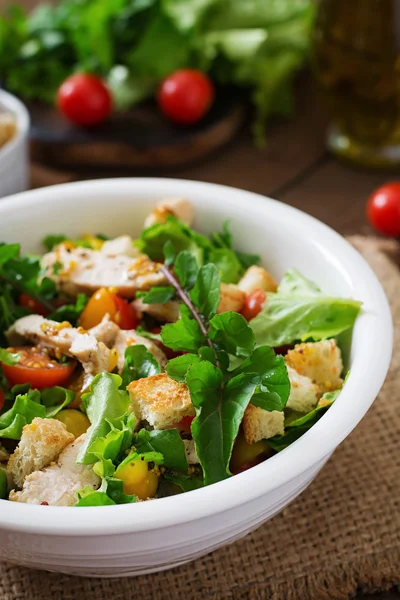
[100,235,140,258]
[7,315,111,389]
[133,297,180,323]
[41,244,166,298]
[144,197,195,228]
[9,435,100,506]
[88,314,120,347]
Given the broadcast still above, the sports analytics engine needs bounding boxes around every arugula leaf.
[104,477,137,504]
[187,361,258,485]
[174,251,199,289]
[209,312,255,358]
[138,286,175,304]
[136,216,209,263]
[209,248,243,284]
[76,373,130,464]
[161,305,206,352]
[121,345,161,389]
[268,388,342,452]
[134,428,188,472]
[0,393,46,440]
[0,348,20,366]
[48,294,88,326]
[163,471,204,493]
[42,234,68,252]
[231,346,290,411]
[190,263,220,319]
[163,240,176,267]
[250,269,362,347]
[165,353,201,382]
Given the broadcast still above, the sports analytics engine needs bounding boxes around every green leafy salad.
[0,197,361,506]
[0,0,314,139]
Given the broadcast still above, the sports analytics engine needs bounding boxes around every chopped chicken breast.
[88,314,120,347]
[9,435,100,506]
[101,235,140,258]
[41,244,166,298]
[133,297,180,323]
[7,315,111,389]
[144,197,195,228]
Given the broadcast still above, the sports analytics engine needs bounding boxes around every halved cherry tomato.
[0,389,4,411]
[173,415,194,433]
[1,347,77,390]
[241,289,266,321]
[18,294,49,317]
[79,288,137,330]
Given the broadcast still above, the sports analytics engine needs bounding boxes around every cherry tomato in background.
[57,74,112,126]
[241,289,266,321]
[367,182,400,237]
[18,294,49,317]
[1,347,76,390]
[0,389,4,411]
[158,69,215,125]
[79,288,137,330]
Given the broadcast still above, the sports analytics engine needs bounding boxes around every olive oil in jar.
[312,0,400,168]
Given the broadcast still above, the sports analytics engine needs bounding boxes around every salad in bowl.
[0,197,361,507]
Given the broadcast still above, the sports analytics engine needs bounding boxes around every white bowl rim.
[0,178,393,536]
[0,90,30,162]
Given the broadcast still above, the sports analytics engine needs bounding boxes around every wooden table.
[29,80,398,600]
[31,79,394,240]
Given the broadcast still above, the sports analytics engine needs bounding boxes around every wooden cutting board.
[29,89,245,170]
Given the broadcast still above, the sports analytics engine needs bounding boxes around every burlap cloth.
[0,235,399,600]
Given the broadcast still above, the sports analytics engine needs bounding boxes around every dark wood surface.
[29,80,399,600]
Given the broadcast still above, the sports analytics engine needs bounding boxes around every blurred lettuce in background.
[0,0,314,140]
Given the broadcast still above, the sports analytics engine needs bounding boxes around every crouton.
[9,434,100,506]
[286,366,320,414]
[7,418,74,488]
[183,439,199,465]
[285,340,343,394]
[218,283,246,314]
[133,297,180,323]
[237,266,278,295]
[144,198,195,228]
[242,405,284,444]
[128,373,195,429]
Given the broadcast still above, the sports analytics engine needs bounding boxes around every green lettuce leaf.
[134,428,188,472]
[0,348,20,366]
[76,373,130,464]
[76,492,116,506]
[268,388,342,451]
[0,393,46,440]
[250,269,362,347]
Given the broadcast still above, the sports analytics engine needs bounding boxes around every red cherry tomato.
[367,182,400,236]
[113,295,138,330]
[18,293,49,317]
[0,388,4,411]
[241,289,266,321]
[57,74,112,126]
[158,69,215,125]
[80,288,137,330]
[1,347,77,390]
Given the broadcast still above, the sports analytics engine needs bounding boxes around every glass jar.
[312,0,400,168]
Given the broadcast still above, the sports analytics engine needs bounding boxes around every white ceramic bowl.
[0,179,392,577]
[0,90,30,198]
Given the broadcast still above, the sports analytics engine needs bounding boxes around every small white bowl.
[0,179,392,577]
[0,90,30,198]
